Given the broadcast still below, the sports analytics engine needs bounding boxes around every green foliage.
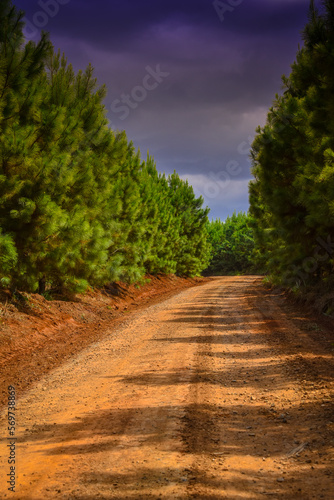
[167,172,211,276]
[0,1,211,292]
[204,212,255,275]
[249,0,334,305]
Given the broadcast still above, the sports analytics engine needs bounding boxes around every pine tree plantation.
[249,0,334,313]
[205,212,256,275]
[0,0,211,293]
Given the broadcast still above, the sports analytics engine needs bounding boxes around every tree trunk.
[38,277,46,295]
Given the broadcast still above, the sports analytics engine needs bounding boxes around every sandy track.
[0,276,333,499]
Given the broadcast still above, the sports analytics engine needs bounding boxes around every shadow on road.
[12,277,333,499]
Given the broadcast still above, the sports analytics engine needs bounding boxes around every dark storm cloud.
[14,0,314,219]
[19,0,310,48]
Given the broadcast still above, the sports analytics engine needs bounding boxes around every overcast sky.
[15,0,315,220]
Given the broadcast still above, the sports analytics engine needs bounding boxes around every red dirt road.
[0,276,333,499]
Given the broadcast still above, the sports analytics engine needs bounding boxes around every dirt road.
[0,276,333,499]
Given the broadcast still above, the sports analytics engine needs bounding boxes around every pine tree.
[168,172,211,276]
[0,0,52,290]
[0,1,213,292]
[205,212,255,275]
[249,0,334,301]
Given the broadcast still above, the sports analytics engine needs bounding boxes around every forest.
[1,0,333,313]
[0,0,214,293]
[249,0,334,313]
[205,212,255,276]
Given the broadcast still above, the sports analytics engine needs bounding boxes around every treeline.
[0,0,211,293]
[205,212,255,275]
[249,0,334,311]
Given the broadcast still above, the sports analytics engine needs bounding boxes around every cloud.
[14,0,313,219]
[180,175,251,220]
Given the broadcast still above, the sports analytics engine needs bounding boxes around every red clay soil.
[0,276,333,499]
[0,275,209,409]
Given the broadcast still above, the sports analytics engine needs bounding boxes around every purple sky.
[15,0,314,220]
